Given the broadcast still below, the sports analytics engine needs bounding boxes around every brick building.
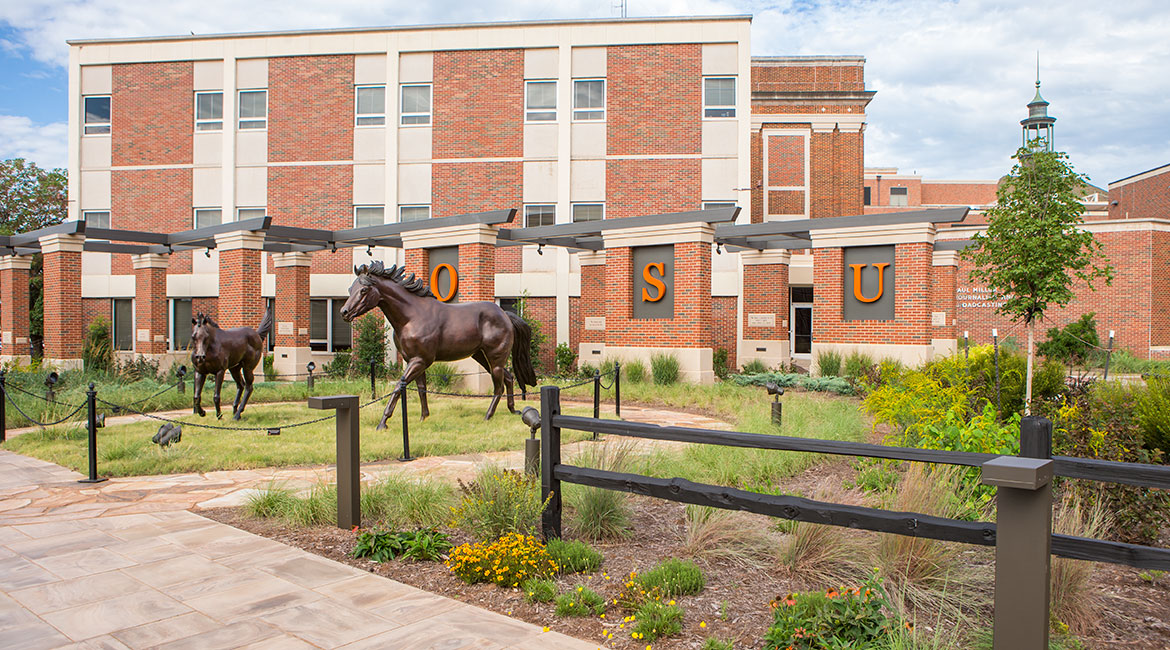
[2,15,1168,378]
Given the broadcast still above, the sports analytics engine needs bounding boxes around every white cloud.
[0,115,66,169]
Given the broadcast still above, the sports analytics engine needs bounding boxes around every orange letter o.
[429,264,458,302]
[642,263,666,302]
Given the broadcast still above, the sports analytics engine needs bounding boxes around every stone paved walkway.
[0,403,729,649]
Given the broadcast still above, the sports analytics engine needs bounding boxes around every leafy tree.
[963,143,1112,414]
[1,158,68,346]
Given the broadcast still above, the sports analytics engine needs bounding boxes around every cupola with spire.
[1021,58,1056,151]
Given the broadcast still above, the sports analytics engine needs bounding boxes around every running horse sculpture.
[190,307,273,420]
[339,261,537,426]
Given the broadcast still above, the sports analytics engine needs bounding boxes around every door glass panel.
[794,306,812,355]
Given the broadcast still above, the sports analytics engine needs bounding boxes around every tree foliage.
[1038,312,1100,367]
[0,158,67,236]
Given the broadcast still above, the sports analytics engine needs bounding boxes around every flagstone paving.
[0,402,729,649]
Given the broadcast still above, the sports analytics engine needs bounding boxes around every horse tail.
[506,310,538,391]
[256,304,274,338]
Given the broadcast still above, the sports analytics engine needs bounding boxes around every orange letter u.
[849,262,889,303]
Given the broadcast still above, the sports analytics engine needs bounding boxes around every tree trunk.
[1025,320,1035,416]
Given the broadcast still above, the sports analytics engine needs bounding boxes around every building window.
[171,299,192,351]
[355,206,384,228]
[237,207,266,221]
[572,203,604,223]
[702,201,736,211]
[863,186,872,206]
[265,297,275,352]
[194,208,222,229]
[703,77,736,118]
[399,205,430,222]
[113,298,134,351]
[498,298,519,314]
[525,81,556,122]
[238,90,267,130]
[355,86,386,126]
[195,92,223,131]
[84,96,111,135]
[572,79,605,121]
[889,187,909,207]
[83,210,111,229]
[400,84,431,126]
[310,298,352,352]
[524,204,555,228]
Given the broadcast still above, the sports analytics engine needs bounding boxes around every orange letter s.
[642,263,666,302]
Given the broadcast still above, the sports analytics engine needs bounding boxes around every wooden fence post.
[540,385,562,540]
[308,394,360,530]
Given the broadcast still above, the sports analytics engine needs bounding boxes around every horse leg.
[235,366,255,420]
[213,370,225,419]
[377,358,428,430]
[483,365,507,421]
[193,371,207,417]
[229,366,245,417]
[415,373,430,421]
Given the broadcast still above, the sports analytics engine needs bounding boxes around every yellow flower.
[542,626,550,633]
[700,621,707,628]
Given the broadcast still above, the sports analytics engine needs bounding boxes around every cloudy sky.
[1,0,1167,186]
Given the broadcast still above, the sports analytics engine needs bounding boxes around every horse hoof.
[232,414,241,421]
[375,422,387,431]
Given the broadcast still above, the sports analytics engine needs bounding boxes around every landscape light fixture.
[537,243,545,256]
[765,381,784,426]
[45,372,59,402]
[715,242,723,255]
[520,406,541,476]
[306,361,316,389]
[204,248,212,258]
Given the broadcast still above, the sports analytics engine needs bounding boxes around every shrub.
[1136,376,1170,455]
[446,532,558,587]
[624,359,647,384]
[554,585,606,617]
[740,358,768,375]
[513,293,547,374]
[555,342,577,377]
[522,577,557,603]
[262,354,276,381]
[634,558,705,597]
[567,442,634,540]
[915,403,1020,513]
[843,351,874,382]
[650,352,680,385]
[351,529,452,562]
[763,570,900,650]
[682,505,775,568]
[702,639,734,650]
[360,475,454,530]
[578,362,596,379]
[731,371,854,396]
[816,349,842,377]
[117,355,160,382]
[713,348,730,380]
[324,350,352,378]
[1050,493,1110,635]
[350,313,388,377]
[631,600,684,642]
[450,467,548,541]
[546,538,603,574]
[83,317,114,374]
[425,361,457,390]
[1039,313,1099,368]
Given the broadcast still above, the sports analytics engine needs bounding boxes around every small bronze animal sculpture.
[152,422,182,447]
[339,261,537,424]
[190,308,272,420]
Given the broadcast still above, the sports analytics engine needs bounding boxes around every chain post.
[79,382,106,484]
[592,369,601,441]
[614,361,621,418]
[1103,330,1115,381]
[993,328,1001,417]
[0,371,7,444]
[370,360,377,399]
[398,384,414,462]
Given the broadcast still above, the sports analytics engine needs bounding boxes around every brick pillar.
[932,250,959,357]
[272,252,312,377]
[0,255,33,364]
[40,234,85,370]
[577,251,607,365]
[131,253,171,358]
[214,231,265,330]
[457,242,495,302]
[740,250,791,368]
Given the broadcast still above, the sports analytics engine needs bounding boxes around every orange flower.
[826,588,839,598]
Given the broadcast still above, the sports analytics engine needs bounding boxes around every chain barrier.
[94,396,337,432]
[3,381,87,409]
[398,371,611,400]
[1,386,88,427]
[121,382,179,408]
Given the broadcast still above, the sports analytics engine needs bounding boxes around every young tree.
[964,143,1112,414]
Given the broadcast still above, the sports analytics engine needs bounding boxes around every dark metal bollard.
[79,383,106,484]
[964,331,969,360]
[614,361,621,419]
[592,369,601,441]
[1103,330,1115,381]
[540,385,562,540]
[370,361,377,400]
[983,416,1054,649]
[993,328,1001,417]
[308,394,360,530]
[398,384,414,462]
[0,370,7,444]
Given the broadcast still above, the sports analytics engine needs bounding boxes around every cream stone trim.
[272,251,314,268]
[131,253,170,270]
[811,222,935,249]
[577,251,607,266]
[740,250,791,266]
[0,256,34,271]
[39,233,86,254]
[1110,164,1170,189]
[214,231,266,251]
[495,272,556,297]
[751,113,866,129]
[939,218,1170,240]
[399,223,498,249]
[932,250,959,267]
[602,222,714,248]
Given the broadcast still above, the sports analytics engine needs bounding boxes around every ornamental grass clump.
[446,532,558,587]
[521,577,557,603]
[650,352,681,385]
[635,558,706,597]
[631,600,685,642]
[450,467,548,541]
[554,584,606,617]
[546,538,603,574]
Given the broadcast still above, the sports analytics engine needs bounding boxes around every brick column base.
[273,252,312,378]
[740,250,791,369]
[132,253,171,358]
[0,256,33,364]
[40,234,85,370]
[215,231,266,330]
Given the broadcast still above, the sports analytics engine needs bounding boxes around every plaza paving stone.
[0,403,728,648]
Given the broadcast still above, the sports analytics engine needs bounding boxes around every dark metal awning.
[498,207,741,250]
[713,207,970,251]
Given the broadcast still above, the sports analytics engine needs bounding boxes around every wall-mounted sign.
[277,322,294,336]
[956,287,1007,309]
[428,246,459,303]
[584,317,606,331]
[632,244,674,319]
[843,245,895,321]
[747,313,776,327]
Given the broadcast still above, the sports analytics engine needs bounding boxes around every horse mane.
[354,260,434,298]
[194,313,220,329]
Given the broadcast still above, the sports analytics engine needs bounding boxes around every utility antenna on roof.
[613,0,627,18]
[1036,50,1040,88]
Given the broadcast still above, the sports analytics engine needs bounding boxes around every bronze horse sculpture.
[190,308,272,420]
[339,261,537,426]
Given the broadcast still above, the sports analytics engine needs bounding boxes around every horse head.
[190,313,218,363]
[341,262,394,322]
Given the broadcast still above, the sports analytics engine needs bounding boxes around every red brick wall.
[266,165,353,275]
[405,249,429,278]
[111,168,193,274]
[607,44,701,156]
[433,49,523,159]
[0,266,30,345]
[1109,167,1170,220]
[743,263,789,341]
[835,130,864,217]
[606,159,700,219]
[432,161,521,218]
[111,62,192,166]
[712,296,738,369]
[268,55,354,162]
[751,63,865,93]
[217,248,264,330]
[275,264,311,348]
[1153,231,1170,348]
[863,177,922,208]
[134,265,169,354]
[82,298,110,330]
[750,131,764,223]
[921,182,998,207]
[813,243,933,346]
[455,242,495,303]
[192,298,218,322]
[932,263,957,341]
[767,134,804,187]
[604,243,710,347]
[43,248,84,360]
[579,263,606,344]
[523,296,556,373]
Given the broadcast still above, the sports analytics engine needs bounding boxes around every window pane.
[114,299,133,351]
[400,206,430,222]
[310,299,328,342]
[702,202,736,211]
[704,78,735,106]
[525,205,555,227]
[196,92,223,120]
[239,91,266,118]
[195,209,222,229]
[572,204,603,223]
[356,86,385,115]
[83,211,111,229]
[355,206,384,228]
[85,96,110,123]
[173,299,192,350]
[237,208,266,220]
[574,80,604,109]
[402,85,431,114]
[527,82,556,109]
[331,300,352,350]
